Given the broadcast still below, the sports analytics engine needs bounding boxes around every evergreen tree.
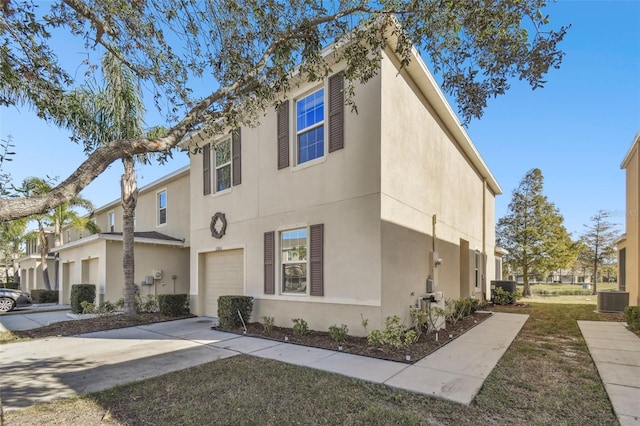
[497,168,577,297]
[580,210,619,295]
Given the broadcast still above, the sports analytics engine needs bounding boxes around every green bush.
[31,289,59,303]
[328,324,349,343]
[70,284,96,314]
[158,294,189,316]
[136,295,159,313]
[218,295,253,328]
[1,282,20,289]
[625,306,640,331]
[292,318,309,336]
[262,316,275,333]
[493,287,519,305]
[367,315,416,348]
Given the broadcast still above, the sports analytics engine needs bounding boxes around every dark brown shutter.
[264,231,275,294]
[202,143,211,195]
[277,100,289,169]
[309,224,324,296]
[232,129,241,186]
[328,73,344,153]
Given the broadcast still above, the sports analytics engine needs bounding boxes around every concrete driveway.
[0,306,72,332]
[0,317,237,411]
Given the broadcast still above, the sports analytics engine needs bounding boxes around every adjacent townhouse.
[52,166,191,305]
[182,38,502,335]
[617,131,640,307]
[17,231,55,293]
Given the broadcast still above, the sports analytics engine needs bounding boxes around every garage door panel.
[203,249,244,317]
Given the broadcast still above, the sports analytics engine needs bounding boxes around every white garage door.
[204,249,244,317]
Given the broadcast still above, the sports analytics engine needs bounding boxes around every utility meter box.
[153,269,163,280]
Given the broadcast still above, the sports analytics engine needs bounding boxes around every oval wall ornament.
[210,212,227,239]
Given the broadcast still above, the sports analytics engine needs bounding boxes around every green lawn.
[5,303,624,425]
[515,282,618,305]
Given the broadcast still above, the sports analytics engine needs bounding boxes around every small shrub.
[80,300,95,314]
[136,295,159,313]
[625,306,640,331]
[328,324,349,343]
[367,316,416,348]
[218,296,253,328]
[96,301,117,315]
[31,289,59,303]
[115,298,125,310]
[292,318,309,336]
[360,314,369,334]
[445,299,464,326]
[367,329,385,346]
[158,294,189,316]
[70,284,96,314]
[262,316,275,333]
[493,287,519,305]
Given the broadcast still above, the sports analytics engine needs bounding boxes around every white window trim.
[279,226,310,296]
[108,211,115,233]
[157,189,167,227]
[213,136,232,194]
[293,85,327,168]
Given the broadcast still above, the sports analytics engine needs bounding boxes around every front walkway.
[578,321,640,426]
[1,312,527,411]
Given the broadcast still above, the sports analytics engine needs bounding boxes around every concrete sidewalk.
[1,312,528,412]
[578,321,640,426]
[0,307,72,332]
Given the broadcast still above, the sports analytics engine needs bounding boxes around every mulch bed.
[216,311,492,364]
[14,312,195,339]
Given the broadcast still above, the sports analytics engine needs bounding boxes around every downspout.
[482,178,487,300]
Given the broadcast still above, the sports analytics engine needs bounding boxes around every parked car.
[0,288,33,313]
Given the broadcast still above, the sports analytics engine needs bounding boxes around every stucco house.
[182,41,501,335]
[52,166,191,305]
[17,231,55,292]
[617,131,639,307]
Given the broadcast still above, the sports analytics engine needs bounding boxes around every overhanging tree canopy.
[0,0,568,221]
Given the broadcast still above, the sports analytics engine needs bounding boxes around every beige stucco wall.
[623,140,639,306]
[103,241,189,303]
[65,168,190,245]
[16,256,55,293]
[378,49,497,321]
[56,237,106,304]
[189,68,385,334]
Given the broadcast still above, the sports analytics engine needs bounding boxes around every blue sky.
[1,1,639,237]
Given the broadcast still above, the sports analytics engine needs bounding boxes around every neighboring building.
[17,230,55,293]
[52,166,191,304]
[182,39,501,335]
[617,131,640,307]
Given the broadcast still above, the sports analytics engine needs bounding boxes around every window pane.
[296,89,324,132]
[282,228,308,293]
[298,126,324,164]
[215,139,231,165]
[158,191,166,208]
[283,264,307,293]
[159,208,166,224]
[216,164,231,191]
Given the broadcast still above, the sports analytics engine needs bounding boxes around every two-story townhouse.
[617,131,640,307]
[17,231,55,292]
[52,166,191,305]
[183,38,501,336]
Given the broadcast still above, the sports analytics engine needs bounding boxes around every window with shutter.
[309,224,324,296]
[328,73,344,152]
[232,129,241,185]
[264,231,275,294]
[202,143,211,195]
[277,100,289,169]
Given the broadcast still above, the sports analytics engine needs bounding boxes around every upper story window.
[281,228,308,294]
[108,211,115,232]
[66,230,71,244]
[157,190,167,225]
[203,130,241,195]
[296,88,325,164]
[215,138,231,192]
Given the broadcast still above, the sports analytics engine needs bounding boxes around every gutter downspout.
[482,178,488,301]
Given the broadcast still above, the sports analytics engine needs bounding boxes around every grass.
[5,303,625,425]
[515,282,618,305]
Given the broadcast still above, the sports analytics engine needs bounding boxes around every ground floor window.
[281,228,307,293]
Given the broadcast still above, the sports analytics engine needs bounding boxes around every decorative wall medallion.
[210,212,227,239]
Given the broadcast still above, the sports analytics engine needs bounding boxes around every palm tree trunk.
[38,224,51,290]
[121,156,138,315]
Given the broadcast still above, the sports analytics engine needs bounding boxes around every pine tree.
[497,169,577,297]
[580,210,619,295]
